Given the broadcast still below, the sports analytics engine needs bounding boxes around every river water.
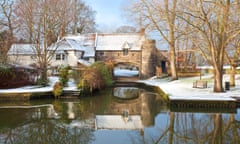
[0,86,239,144]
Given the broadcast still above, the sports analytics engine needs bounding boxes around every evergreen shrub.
[59,65,70,86]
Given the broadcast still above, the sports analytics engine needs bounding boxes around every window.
[123,49,129,56]
[62,54,65,60]
[99,52,104,56]
[56,54,65,60]
[56,54,61,60]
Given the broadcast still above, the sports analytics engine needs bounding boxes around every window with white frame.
[56,53,65,60]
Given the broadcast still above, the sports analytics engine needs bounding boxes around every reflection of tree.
[154,112,175,144]
[211,114,223,144]
[153,112,240,144]
[0,120,95,144]
[0,103,96,144]
[222,114,240,144]
[168,112,175,144]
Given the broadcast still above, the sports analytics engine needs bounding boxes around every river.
[0,86,239,144]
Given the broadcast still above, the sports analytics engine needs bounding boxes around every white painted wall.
[66,51,78,67]
[8,55,38,66]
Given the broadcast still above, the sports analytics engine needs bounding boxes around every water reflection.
[0,87,239,144]
[148,112,240,144]
[113,87,140,99]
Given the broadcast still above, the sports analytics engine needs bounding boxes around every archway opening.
[113,62,140,78]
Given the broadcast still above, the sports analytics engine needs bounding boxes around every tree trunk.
[169,44,178,80]
[230,65,236,86]
[167,0,178,81]
[39,63,48,86]
[213,68,224,92]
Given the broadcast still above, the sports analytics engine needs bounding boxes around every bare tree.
[14,0,35,42]
[126,0,179,80]
[14,0,96,85]
[125,0,178,80]
[115,25,137,33]
[225,37,240,86]
[15,0,96,40]
[0,0,15,64]
[179,0,240,92]
[70,0,96,34]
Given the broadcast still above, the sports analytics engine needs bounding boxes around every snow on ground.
[0,77,78,93]
[114,68,139,77]
[0,74,240,102]
[139,74,240,101]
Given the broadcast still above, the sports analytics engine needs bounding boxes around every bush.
[0,65,38,88]
[52,82,63,98]
[59,65,70,87]
[91,62,113,86]
[78,67,103,94]
[78,62,113,95]
[36,78,49,86]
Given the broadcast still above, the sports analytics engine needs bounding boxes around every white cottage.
[8,44,39,66]
[8,36,95,68]
[48,37,95,67]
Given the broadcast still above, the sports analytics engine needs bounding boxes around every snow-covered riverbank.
[0,74,240,102]
[140,74,240,102]
[0,77,78,93]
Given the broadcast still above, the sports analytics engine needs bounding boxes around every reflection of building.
[67,102,75,119]
[102,89,158,128]
[95,115,143,130]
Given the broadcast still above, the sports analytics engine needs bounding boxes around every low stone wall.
[0,93,31,101]
[170,100,237,112]
[0,92,53,101]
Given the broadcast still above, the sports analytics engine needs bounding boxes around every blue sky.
[86,0,132,31]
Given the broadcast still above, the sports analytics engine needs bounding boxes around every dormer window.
[123,48,129,55]
[122,41,131,56]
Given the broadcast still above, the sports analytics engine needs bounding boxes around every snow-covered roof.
[95,115,143,130]
[64,34,96,57]
[65,34,95,46]
[96,34,145,51]
[8,44,38,55]
[48,38,95,57]
[48,38,83,51]
[82,46,95,57]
